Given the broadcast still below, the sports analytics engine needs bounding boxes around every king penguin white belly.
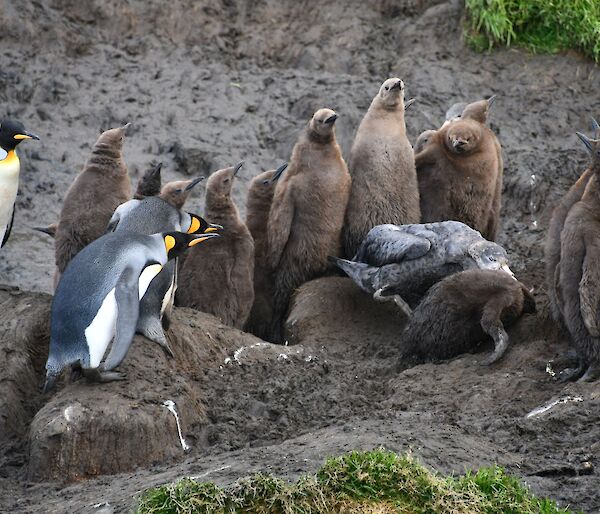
[0,150,20,242]
[85,263,164,368]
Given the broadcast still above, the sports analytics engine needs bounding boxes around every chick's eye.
[224,178,230,183]
[384,86,389,91]
[489,256,497,262]
[175,188,183,193]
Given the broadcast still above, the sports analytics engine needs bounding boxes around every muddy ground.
[0,0,599,512]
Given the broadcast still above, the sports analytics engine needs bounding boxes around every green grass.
[464,0,600,62]
[136,449,577,514]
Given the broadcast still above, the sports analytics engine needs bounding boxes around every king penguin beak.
[404,98,417,111]
[576,132,595,154]
[15,131,40,141]
[205,223,223,232]
[188,233,220,247]
[270,162,288,183]
[232,161,244,177]
[184,176,205,192]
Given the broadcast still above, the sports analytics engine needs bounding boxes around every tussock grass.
[464,0,600,62]
[136,449,576,513]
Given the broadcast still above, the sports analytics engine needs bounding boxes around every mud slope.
[0,1,599,513]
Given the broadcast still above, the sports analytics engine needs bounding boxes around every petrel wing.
[354,225,431,266]
[1,206,15,247]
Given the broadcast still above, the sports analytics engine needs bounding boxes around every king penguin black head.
[186,212,223,235]
[163,231,219,259]
[0,119,40,152]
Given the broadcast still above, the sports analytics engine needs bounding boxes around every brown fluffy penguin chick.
[415,107,503,240]
[176,163,254,328]
[461,95,496,124]
[556,129,600,382]
[401,269,535,366]
[159,176,204,209]
[268,108,351,342]
[244,163,287,340]
[54,124,132,275]
[545,168,593,327]
[133,162,162,199]
[343,78,420,258]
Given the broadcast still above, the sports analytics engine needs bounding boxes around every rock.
[171,141,216,177]
[27,308,245,482]
[285,277,407,357]
[0,289,51,465]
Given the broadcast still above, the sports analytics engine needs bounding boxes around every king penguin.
[107,183,220,354]
[44,230,219,392]
[0,119,39,247]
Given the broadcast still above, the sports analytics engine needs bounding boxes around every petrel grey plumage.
[331,221,514,315]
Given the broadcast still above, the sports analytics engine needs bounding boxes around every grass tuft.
[136,449,577,514]
[464,0,600,62]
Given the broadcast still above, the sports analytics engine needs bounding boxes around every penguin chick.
[177,162,255,329]
[54,124,132,278]
[546,117,599,329]
[414,129,437,154]
[133,162,163,199]
[244,162,288,340]
[44,230,219,392]
[159,176,204,209]
[343,78,420,258]
[415,105,503,240]
[268,108,351,342]
[401,269,535,366]
[556,126,600,382]
[0,119,40,247]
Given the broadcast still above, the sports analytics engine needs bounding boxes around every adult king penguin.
[0,119,39,247]
[44,230,219,391]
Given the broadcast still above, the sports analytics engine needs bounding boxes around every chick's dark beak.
[324,114,338,125]
[270,162,288,183]
[391,80,403,91]
[233,161,244,176]
[184,176,205,192]
[576,131,594,153]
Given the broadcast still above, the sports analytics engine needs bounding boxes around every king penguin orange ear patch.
[187,216,201,234]
[164,235,176,252]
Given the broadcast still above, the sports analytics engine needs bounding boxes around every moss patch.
[464,0,600,62]
[136,449,576,513]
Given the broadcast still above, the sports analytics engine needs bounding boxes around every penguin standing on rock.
[177,162,255,329]
[343,78,420,258]
[107,176,218,354]
[0,119,39,247]
[268,108,351,342]
[44,230,219,392]
[244,162,287,340]
[54,124,132,281]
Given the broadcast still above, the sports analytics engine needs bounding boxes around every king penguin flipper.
[102,267,141,371]
[1,207,15,247]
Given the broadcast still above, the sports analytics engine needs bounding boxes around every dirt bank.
[0,0,599,512]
